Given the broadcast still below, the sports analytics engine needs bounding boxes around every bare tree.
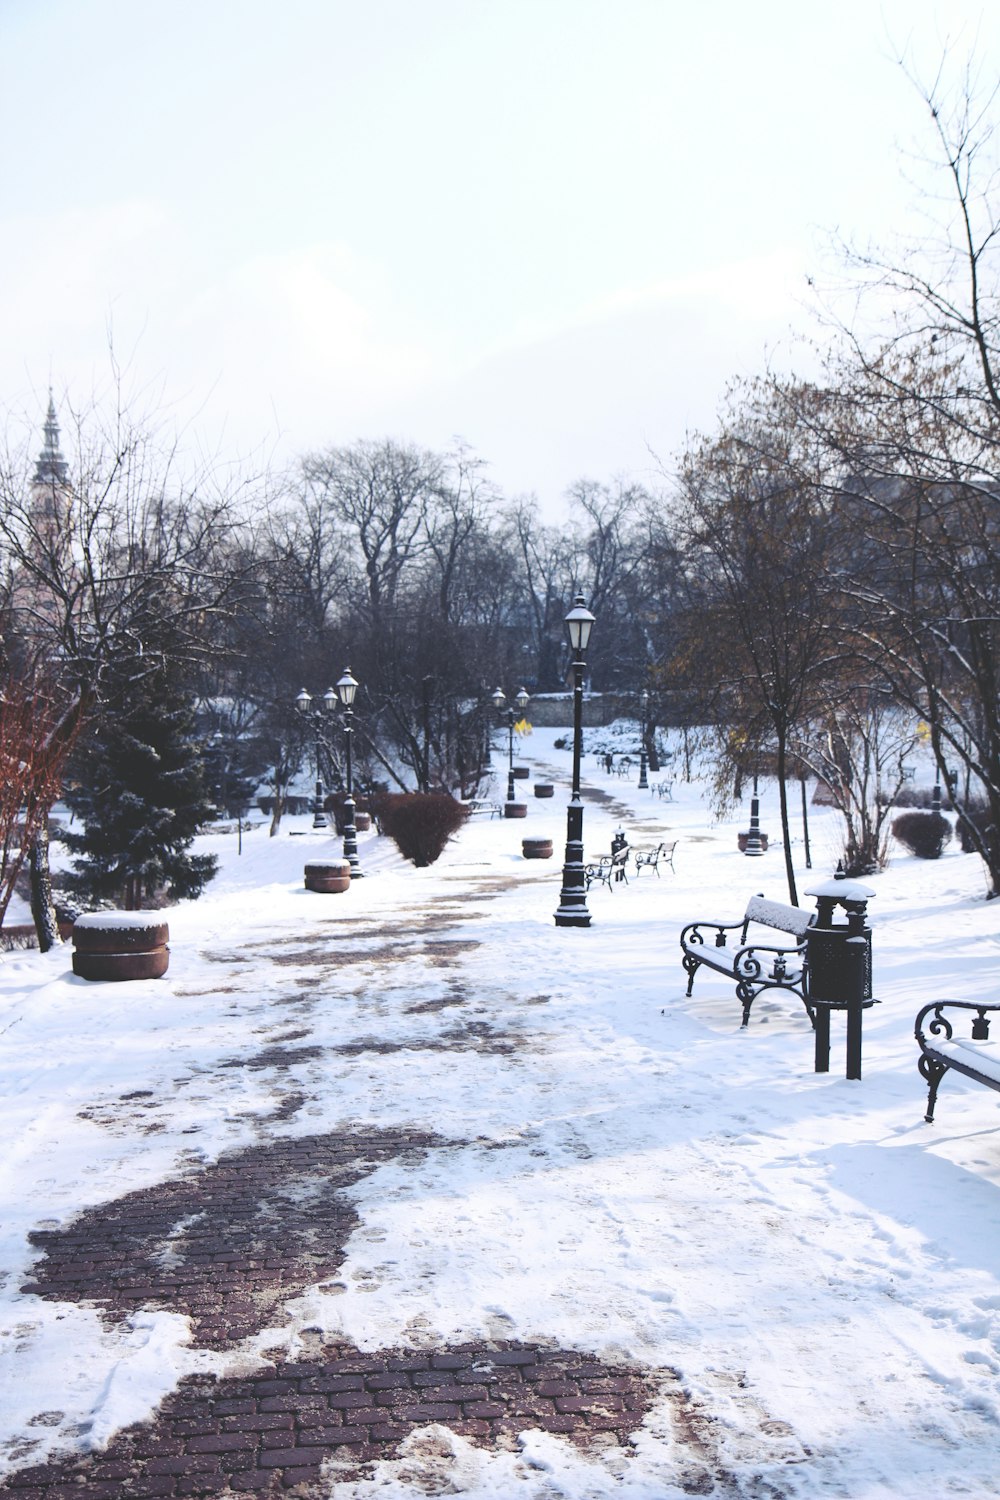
[0,390,260,933]
[794,57,1000,891]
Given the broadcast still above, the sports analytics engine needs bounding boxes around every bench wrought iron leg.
[682,954,700,997]
[919,1055,947,1124]
[736,981,755,1028]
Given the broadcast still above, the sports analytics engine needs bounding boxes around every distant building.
[29,393,73,556]
[11,395,75,639]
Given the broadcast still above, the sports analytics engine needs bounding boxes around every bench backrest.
[744,894,814,940]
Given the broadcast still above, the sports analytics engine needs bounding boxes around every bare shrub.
[891,810,953,859]
[375,793,467,867]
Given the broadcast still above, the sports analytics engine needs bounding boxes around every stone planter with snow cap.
[512,765,531,780]
[533,783,554,798]
[304,859,352,893]
[522,837,553,859]
[504,801,528,819]
[354,811,372,832]
[71,912,170,981]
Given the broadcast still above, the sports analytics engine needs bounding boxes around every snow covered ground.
[2,726,1000,1497]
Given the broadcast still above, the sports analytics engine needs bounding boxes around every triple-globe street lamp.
[295,666,364,877]
[491,684,530,802]
[554,594,596,928]
[295,684,338,829]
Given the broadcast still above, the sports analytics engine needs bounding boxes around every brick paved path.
[1,862,670,1496]
[2,1342,655,1496]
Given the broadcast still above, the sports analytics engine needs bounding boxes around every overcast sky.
[2,1,998,511]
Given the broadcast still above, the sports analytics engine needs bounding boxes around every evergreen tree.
[64,659,218,909]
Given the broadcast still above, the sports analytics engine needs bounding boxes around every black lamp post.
[743,772,765,856]
[336,666,363,878]
[492,684,530,802]
[555,594,596,928]
[638,689,649,791]
[295,684,338,828]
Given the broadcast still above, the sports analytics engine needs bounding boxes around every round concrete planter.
[504,801,528,819]
[304,859,352,893]
[512,765,530,780]
[737,832,769,852]
[72,916,169,954]
[71,912,169,981]
[354,811,372,832]
[533,783,554,798]
[522,837,554,859]
[72,948,170,981]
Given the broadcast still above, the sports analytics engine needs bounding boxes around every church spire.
[33,392,69,485]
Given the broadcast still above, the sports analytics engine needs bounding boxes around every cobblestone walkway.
[1,858,667,1497]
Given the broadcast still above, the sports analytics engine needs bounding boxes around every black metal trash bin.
[804,875,877,1079]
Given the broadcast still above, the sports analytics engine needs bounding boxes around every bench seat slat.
[744,895,814,939]
[925,1038,1000,1086]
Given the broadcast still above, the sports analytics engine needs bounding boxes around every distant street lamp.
[555,595,596,928]
[336,666,363,878]
[638,689,649,791]
[743,772,765,856]
[295,684,338,828]
[492,684,530,802]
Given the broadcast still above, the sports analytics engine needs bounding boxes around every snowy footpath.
[2,729,1000,1498]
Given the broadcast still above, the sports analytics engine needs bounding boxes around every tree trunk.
[29,824,61,952]
[776,733,798,906]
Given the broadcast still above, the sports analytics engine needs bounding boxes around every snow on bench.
[680,893,815,1027]
[915,1000,1000,1122]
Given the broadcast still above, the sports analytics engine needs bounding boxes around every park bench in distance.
[462,798,502,819]
[585,844,630,891]
[633,840,677,876]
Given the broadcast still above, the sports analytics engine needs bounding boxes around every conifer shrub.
[891,810,953,859]
[376,792,467,867]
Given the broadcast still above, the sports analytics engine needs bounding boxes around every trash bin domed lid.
[805,877,876,902]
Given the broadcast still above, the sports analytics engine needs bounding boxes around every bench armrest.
[732,936,807,982]
[680,917,745,948]
[915,999,1000,1048]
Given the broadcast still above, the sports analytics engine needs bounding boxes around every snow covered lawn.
[2,728,1000,1497]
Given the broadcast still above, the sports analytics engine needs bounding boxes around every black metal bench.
[915,1000,1000,1122]
[651,778,674,800]
[463,799,502,819]
[633,840,676,876]
[680,893,815,1026]
[585,845,630,890]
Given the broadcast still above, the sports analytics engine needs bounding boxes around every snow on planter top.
[73,911,169,931]
[304,859,350,872]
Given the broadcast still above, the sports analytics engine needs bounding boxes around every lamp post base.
[554,906,592,928]
[342,797,363,877]
[554,800,591,927]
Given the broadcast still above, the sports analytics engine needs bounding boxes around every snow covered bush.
[891,810,953,859]
[376,792,467,867]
